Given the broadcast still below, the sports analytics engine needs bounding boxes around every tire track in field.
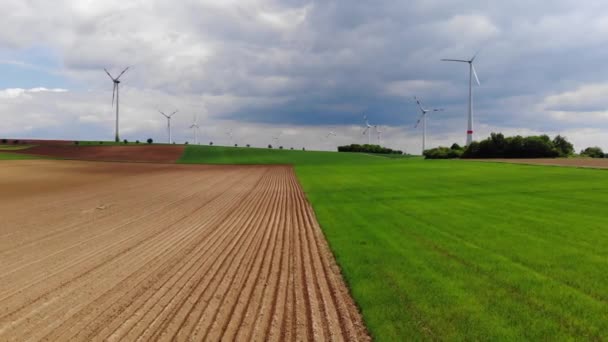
[0,160,370,341]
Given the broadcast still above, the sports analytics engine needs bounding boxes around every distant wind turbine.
[226,129,234,146]
[414,96,443,154]
[441,53,480,145]
[375,125,384,145]
[104,66,130,142]
[159,110,178,144]
[190,113,200,145]
[272,132,282,146]
[362,114,373,144]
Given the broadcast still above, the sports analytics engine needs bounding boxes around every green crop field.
[180,145,608,340]
[0,152,40,160]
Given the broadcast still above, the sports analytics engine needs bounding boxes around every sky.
[2,0,608,153]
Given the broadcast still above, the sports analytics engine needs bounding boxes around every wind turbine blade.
[414,96,425,113]
[116,66,130,80]
[414,114,424,128]
[441,59,468,63]
[170,110,178,117]
[104,68,115,80]
[159,110,168,118]
[472,64,481,85]
[433,108,444,112]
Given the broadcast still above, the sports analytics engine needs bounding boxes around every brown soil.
[0,160,369,341]
[13,145,185,163]
[472,158,608,169]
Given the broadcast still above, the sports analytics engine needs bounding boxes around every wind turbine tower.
[104,66,130,142]
[375,125,383,145]
[441,53,480,145]
[414,96,443,154]
[159,110,178,144]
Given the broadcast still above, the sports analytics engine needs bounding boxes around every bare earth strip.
[0,160,369,341]
[470,158,608,169]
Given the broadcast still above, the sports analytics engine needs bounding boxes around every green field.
[0,152,40,160]
[180,145,608,340]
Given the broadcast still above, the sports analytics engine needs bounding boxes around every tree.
[246,144,251,147]
[210,141,214,145]
[135,140,140,144]
[268,144,273,149]
[234,144,238,147]
[580,147,604,158]
[279,146,283,150]
[185,141,189,145]
[1,139,7,144]
[553,135,574,157]
[147,138,153,144]
[450,143,462,150]
[123,139,128,144]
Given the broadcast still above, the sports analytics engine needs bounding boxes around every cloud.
[1,0,608,152]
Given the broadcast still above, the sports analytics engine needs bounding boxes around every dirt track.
[0,160,368,341]
[13,145,185,163]
[473,158,608,169]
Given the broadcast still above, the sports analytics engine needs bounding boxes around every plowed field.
[13,145,185,163]
[0,160,368,341]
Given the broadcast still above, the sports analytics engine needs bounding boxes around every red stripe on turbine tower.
[467,130,474,134]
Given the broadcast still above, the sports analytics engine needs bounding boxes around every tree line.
[338,144,403,155]
[424,133,607,159]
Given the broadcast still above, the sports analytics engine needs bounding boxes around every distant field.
[0,145,34,151]
[179,145,381,165]
[0,152,40,160]
[181,145,608,340]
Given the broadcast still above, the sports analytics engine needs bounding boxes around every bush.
[279,146,283,150]
[185,141,189,145]
[461,133,566,159]
[147,138,153,144]
[74,141,79,145]
[1,139,7,144]
[268,144,273,149]
[99,141,104,145]
[234,144,238,147]
[135,140,140,144]
[424,145,464,159]
[337,144,402,155]
[302,147,306,151]
[553,135,574,157]
[290,147,294,150]
[246,144,251,148]
[13,140,19,145]
[123,139,128,144]
[580,147,605,158]
[209,141,214,146]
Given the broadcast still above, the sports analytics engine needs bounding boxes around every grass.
[0,144,34,151]
[0,152,41,160]
[126,146,608,338]
[179,145,381,165]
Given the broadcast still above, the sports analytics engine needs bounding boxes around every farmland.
[3,144,608,340]
[181,145,608,340]
[0,160,368,341]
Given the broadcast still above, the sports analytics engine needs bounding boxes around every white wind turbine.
[441,53,481,146]
[159,110,178,144]
[414,96,443,154]
[104,66,129,142]
[326,129,336,138]
[190,113,200,145]
[226,129,234,146]
[272,132,282,146]
[375,125,384,145]
[362,114,373,144]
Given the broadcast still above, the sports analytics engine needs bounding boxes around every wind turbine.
[441,53,480,145]
[159,110,178,144]
[326,130,336,138]
[226,129,234,146]
[272,132,282,146]
[414,96,443,154]
[190,113,200,145]
[362,114,373,144]
[104,66,129,142]
[375,126,385,145]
